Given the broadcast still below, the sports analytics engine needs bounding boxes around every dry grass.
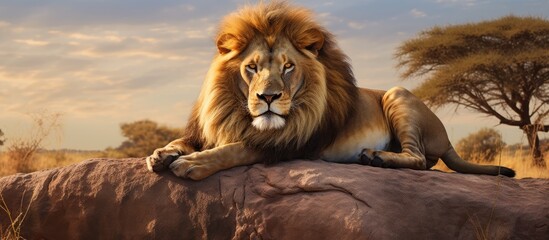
[0,192,31,240]
[433,149,549,179]
[0,150,103,177]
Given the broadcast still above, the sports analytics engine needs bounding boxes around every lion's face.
[238,38,307,131]
[198,2,356,151]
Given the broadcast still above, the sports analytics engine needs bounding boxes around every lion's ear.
[296,28,324,57]
[216,34,242,55]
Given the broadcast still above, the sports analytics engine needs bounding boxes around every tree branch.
[456,88,524,126]
[521,124,549,132]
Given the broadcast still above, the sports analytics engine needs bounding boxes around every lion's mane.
[182,2,359,162]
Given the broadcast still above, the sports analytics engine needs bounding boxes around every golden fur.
[146,1,515,179]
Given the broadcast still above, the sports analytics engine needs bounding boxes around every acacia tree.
[396,16,549,166]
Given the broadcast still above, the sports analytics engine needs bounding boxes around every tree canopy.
[396,16,549,166]
[115,120,182,157]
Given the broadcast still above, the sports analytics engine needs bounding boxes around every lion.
[145,2,515,180]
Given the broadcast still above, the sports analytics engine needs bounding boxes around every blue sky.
[0,0,547,150]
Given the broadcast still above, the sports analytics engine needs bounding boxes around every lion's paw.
[145,146,182,172]
[169,154,216,180]
[359,149,386,168]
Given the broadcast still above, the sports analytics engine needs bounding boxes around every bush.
[114,120,182,157]
[6,112,62,173]
[456,128,505,162]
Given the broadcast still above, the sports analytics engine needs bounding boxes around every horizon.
[0,0,548,151]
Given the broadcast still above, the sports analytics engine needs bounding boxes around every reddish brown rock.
[0,158,548,239]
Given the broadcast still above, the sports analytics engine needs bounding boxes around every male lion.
[146,2,515,179]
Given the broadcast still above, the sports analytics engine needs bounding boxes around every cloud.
[0,21,10,28]
[0,0,234,30]
[15,39,50,46]
[348,21,366,30]
[316,12,344,28]
[410,8,427,18]
[0,18,214,122]
[434,0,480,7]
[178,4,196,12]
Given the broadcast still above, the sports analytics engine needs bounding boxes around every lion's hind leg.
[360,148,427,170]
[359,87,449,170]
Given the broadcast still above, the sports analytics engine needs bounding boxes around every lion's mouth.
[251,111,286,131]
[255,111,285,118]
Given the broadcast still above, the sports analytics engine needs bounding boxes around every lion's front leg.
[146,138,196,172]
[170,142,260,180]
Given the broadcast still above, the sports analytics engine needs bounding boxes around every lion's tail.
[440,147,515,177]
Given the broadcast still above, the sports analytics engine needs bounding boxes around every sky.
[0,0,547,150]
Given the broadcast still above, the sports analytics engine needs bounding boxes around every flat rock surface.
[0,158,548,239]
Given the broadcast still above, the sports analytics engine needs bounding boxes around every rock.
[0,158,548,239]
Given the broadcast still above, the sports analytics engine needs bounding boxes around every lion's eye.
[246,64,258,73]
[283,63,294,74]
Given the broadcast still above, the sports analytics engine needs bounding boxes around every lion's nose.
[257,92,282,104]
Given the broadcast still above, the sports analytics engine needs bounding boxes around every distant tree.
[456,128,505,162]
[116,120,182,157]
[396,16,549,167]
[0,129,5,147]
